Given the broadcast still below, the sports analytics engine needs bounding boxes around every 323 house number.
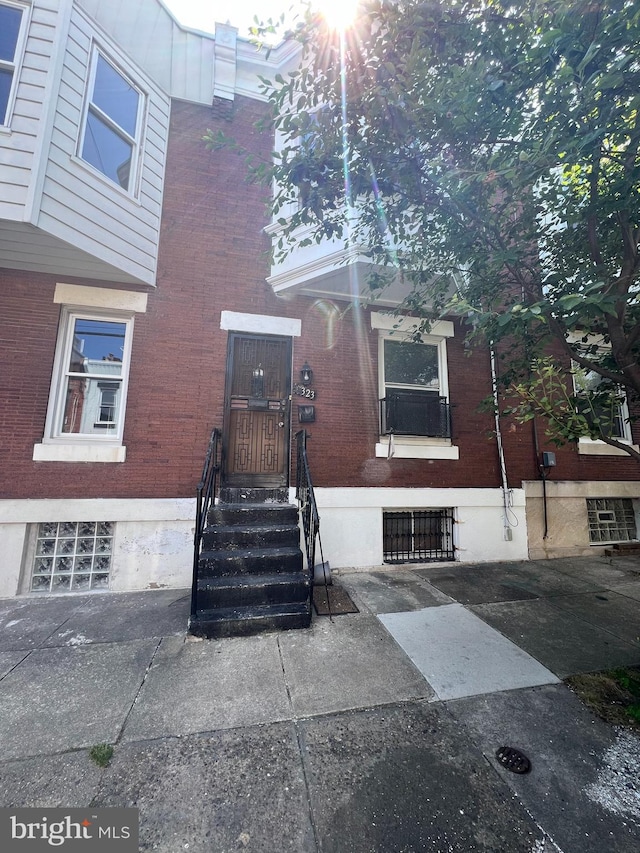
[293,384,316,399]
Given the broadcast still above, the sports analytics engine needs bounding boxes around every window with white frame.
[79,48,144,192]
[379,333,451,438]
[47,310,133,442]
[0,0,29,127]
[572,364,632,443]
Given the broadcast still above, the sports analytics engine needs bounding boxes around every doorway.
[223,333,292,488]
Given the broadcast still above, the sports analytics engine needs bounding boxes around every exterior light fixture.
[300,362,313,385]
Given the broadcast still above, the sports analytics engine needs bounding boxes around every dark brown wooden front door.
[223,333,292,487]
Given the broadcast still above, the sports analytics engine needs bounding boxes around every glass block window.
[31,522,113,592]
[587,499,637,544]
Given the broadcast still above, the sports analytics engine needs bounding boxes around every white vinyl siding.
[77,0,220,105]
[0,0,55,222]
[0,1,169,285]
[35,5,169,285]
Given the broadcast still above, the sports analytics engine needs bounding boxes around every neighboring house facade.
[0,0,638,600]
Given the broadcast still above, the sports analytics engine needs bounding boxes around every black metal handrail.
[191,427,222,619]
[295,429,324,581]
[380,391,452,438]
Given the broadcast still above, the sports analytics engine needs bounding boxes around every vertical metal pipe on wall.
[490,344,515,541]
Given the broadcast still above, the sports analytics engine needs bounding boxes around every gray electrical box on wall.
[542,451,556,468]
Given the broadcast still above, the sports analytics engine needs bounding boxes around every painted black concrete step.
[189,601,312,639]
[202,522,300,551]
[219,487,289,504]
[197,571,310,609]
[208,503,299,528]
[198,546,304,577]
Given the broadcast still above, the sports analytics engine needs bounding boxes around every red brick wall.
[296,309,503,488]
[1,96,638,500]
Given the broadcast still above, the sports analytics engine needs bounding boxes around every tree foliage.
[250,0,640,459]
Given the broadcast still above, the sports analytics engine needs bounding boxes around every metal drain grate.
[495,746,531,774]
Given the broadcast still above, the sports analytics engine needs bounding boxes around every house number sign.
[293,384,316,399]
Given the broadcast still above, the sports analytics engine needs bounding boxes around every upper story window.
[0,0,29,127]
[380,334,451,438]
[79,49,144,192]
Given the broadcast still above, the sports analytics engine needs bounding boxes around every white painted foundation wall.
[312,487,528,569]
[0,498,196,598]
[0,488,528,599]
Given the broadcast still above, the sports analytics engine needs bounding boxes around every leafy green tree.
[241,0,640,459]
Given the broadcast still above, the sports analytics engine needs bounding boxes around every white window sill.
[33,443,126,463]
[376,438,459,460]
[577,439,639,457]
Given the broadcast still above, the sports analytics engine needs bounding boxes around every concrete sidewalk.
[0,556,639,851]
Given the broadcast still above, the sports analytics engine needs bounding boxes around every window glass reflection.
[0,5,22,62]
[0,68,12,122]
[384,340,439,388]
[61,377,122,434]
[67,319,126,372]
[81,111,132,189]
[92,55,139,137]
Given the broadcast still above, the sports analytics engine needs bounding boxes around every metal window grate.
[587,498,637,544]
[383,509,455,563]
[30,521,113,593]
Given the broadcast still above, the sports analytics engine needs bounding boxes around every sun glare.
[314,0,359,30]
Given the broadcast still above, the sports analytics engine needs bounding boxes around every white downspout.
[490,344,514,540]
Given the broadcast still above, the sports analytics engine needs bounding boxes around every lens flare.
[315,0,359,31]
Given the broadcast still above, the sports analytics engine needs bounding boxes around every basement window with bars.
[30,522,113,592]
[383,509,455,563]
[587,499,637,545]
